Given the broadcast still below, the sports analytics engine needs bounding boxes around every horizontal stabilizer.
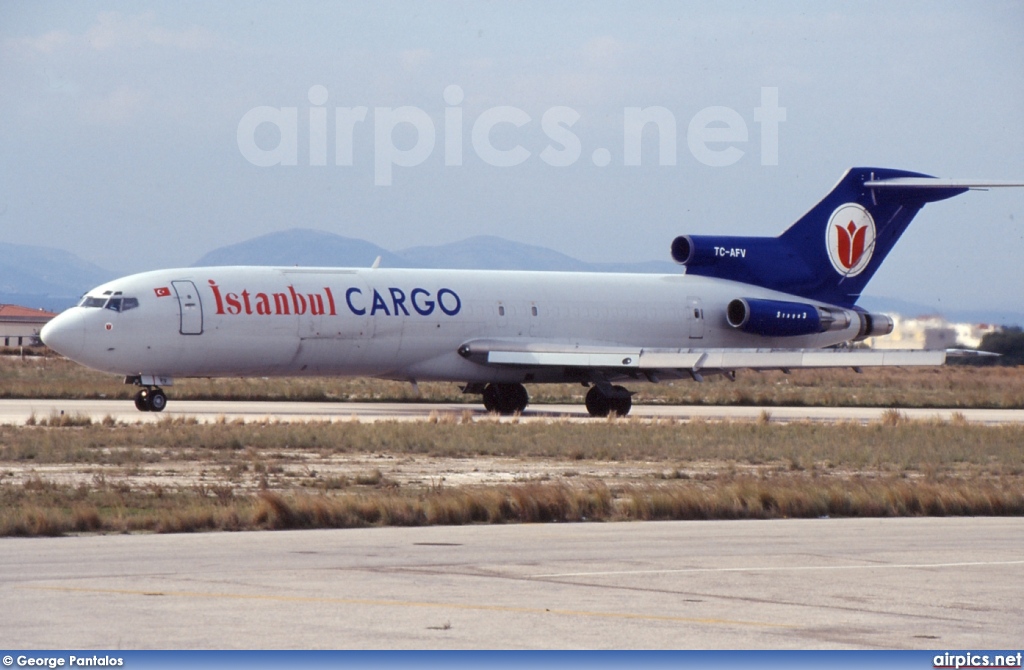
[864,178,1024,190]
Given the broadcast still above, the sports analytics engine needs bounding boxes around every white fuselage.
[42,266,861,384]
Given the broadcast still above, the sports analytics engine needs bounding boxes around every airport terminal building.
[0,304,57,347]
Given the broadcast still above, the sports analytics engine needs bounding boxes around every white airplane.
[41,168,1022,416]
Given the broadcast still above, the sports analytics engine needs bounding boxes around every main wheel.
[482,383,529,415]
[609,385,632,417]
[502,383,529,415]
[482,384,500,412]
[585,386,610,417]
[134,389,150,412]
[147,389,167,412]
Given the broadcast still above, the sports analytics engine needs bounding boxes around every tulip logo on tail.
[826,203,875,277]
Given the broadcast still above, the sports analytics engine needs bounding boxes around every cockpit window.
[81,295,139,311]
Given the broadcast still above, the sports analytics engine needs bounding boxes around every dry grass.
[3,354,1024,536]
[3,476,1021,537]
[617,477,1024,520]
[3,417,1024,473]
[3,354,1024,408]
[1,415,1023,536]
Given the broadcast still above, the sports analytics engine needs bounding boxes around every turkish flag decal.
[154,287,172,297]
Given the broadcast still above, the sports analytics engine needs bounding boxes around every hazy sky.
[2,1,1022,311]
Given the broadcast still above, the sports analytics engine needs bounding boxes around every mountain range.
[0,243,114,313]
[2,229,1020,325]
[192,229,680,274]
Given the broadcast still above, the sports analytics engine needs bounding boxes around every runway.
[2,517,1021,648]
[3,398,1023,424]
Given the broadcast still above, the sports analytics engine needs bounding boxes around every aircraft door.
[172,280,204,335]
[686,296,704,339]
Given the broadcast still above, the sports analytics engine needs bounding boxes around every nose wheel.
[134,387,167,412]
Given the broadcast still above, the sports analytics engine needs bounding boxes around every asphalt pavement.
[3,517,1022,648]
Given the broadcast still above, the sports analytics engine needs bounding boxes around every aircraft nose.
[40,310,86,359]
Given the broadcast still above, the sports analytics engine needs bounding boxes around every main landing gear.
[584,384,632,417]
[481,383,530,415]
[472,382,633,417]
[134,387,167,412]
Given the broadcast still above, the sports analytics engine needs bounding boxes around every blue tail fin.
[671,167,968,307]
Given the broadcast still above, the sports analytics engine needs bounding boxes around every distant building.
[866,314,1001,350]
[952,322,1000,349]
[0,304,57,346]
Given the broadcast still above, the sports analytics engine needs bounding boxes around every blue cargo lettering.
[410,288,434,315]
[389,288,410,316]
[345,287,365,316]
[370,289,390,316]
[437,288,461,316]
[343,286,459,317]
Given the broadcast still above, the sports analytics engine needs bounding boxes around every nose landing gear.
[126,376,172,412]
[134,387,167,412]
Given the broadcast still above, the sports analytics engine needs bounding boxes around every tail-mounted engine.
[726,298,843,337]
[853,311,894,340]
[671,235,762,267]
[671,234,815,295]
[726,298,893,340]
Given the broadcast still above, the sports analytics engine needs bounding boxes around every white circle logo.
[826,203,876,277]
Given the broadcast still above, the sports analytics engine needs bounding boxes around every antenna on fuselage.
[371,256,382,269]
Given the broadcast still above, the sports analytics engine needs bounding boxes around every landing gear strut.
[585,384,632,417]
[481,383,529,415]
[134,387,167,412]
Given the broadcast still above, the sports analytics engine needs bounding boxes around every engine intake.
[670,236,698,265]
[671,234,759,267]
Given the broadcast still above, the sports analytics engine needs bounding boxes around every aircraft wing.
[458,339,947,376]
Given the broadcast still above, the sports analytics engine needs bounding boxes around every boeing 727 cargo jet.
[41,168,1023,416]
